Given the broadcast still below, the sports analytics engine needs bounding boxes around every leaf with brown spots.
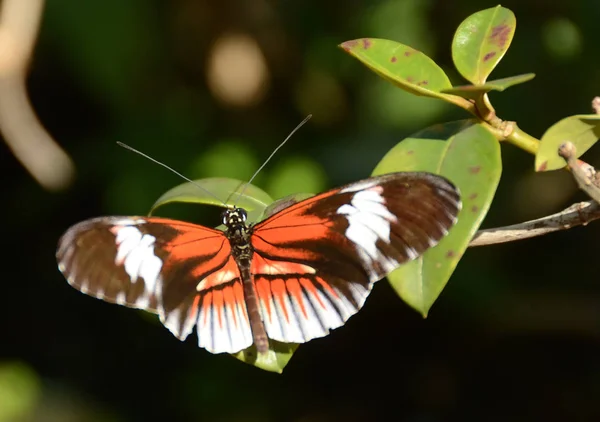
[373,122,501,316]
[339,38,455,102]
[535,115,600,172]
[452,6,516,85]
[442,73,535,100]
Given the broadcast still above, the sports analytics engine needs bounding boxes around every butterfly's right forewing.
[249,172,461,344]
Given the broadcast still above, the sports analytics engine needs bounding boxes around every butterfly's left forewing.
[250,172,461,344]
[57,216,253,353]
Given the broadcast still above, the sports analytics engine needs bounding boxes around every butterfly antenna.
[233,114,312,207]
[116,141,228,207]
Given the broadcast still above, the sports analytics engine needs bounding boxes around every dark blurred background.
[2,0,600,421]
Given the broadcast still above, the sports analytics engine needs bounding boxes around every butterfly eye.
[239,208,248,221]
[221,210,229,225]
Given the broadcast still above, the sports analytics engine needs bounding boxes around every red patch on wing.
[189,294,201,322]
[271,278,290,322]
[202,292,212,326]
[222,285,237,328]
[316,276,340,299]
[213,289,224,329]
[252,254,315,276]
[299,277,326,310]
[256,277,274,322]
[233,281,248,323]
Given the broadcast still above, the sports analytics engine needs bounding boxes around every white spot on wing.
[289,284,328,340]
[274,290,304,343]
[211,298,230,352]
[164,307,184,339]
[260,262,316,275]
[136,295,150,309]
[196,269,237,291]
[337,188,405,279]
[406,247,418,260]
[328,286,354,320]
[302,287,342,332]
[115,290,127,305]
[113,226,163,294]
[113,218,146,226]
[259,287,283,340]
[95,285,106,300]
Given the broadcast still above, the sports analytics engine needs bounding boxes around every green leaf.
[232,341,299,373]
[373,122,502,316]
[339,38,454,101]
[452,5,516,84]
[536,115,600,171]
[442,73,535,100]
[149,177,274,224]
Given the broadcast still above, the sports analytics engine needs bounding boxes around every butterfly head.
[222,207,248,229]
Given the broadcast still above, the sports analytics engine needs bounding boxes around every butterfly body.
[57,172,461,355]
[221,207,269,353]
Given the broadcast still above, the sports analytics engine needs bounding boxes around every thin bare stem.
[558,141,600,203]
[469,200,600,247]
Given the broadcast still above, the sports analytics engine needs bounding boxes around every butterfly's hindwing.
[190,259,253,354]
[252,254,371,343]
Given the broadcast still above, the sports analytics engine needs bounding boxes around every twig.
[558,141,600,203]
[0,0,75,191]
[471,137,600,247]
[469,200,600,247]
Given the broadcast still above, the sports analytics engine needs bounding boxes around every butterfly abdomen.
[237,256,269,354]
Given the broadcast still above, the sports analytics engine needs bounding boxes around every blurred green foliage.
[542,17,583,61]
[0,362,40,422]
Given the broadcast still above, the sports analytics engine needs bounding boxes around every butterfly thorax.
[222,207,253,259]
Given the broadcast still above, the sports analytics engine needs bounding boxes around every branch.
[0,0,75,191]
[558,141,600,203]
[469,200,600,247]
[471,133,600,247]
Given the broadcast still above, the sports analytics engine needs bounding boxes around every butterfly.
[56,172,461,355]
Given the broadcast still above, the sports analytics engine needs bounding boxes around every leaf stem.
[504,123,539,155]
[441,94,478,115]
